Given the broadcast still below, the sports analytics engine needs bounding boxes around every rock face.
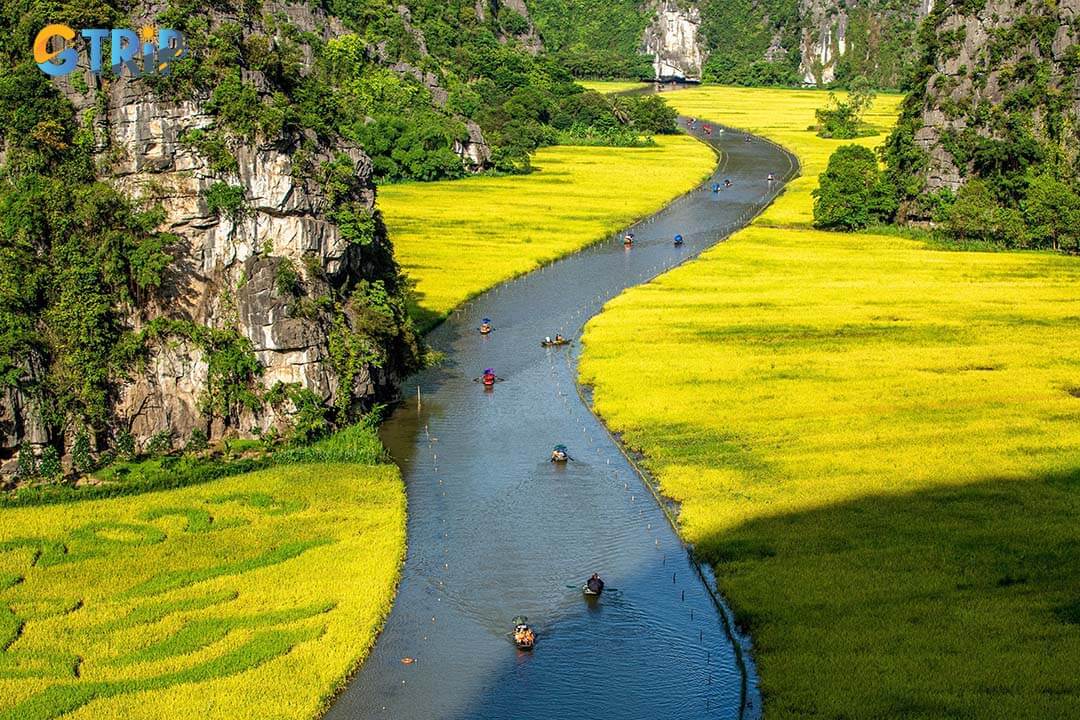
[797,0,931,85]
[643,0,707,81]
[889,0,1080,214]
[1,1,420,474]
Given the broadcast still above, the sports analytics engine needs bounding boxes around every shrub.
[274,258,302,296]
[186,428,210,453]
[203,182,247,222]
[71,430,94,475]
[147,429,174,456]
[38,445,62,480]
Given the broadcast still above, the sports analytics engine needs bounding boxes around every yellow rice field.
[580,85,1080,717]
[0,462,405,720]
[379,136,716,328]
[577,80,652,94]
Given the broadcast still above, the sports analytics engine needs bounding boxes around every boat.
[481,369,496,387]
[551,444,570,463]
[623,233,634,247]
[673,234,684,246]
[479,317,492,334]
[512,616,535,650]
[541,336,570,347]
[584,574,605,596]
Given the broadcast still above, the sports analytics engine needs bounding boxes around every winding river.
[325,120,798,720]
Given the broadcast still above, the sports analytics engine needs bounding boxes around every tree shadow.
[697,467,1080,718]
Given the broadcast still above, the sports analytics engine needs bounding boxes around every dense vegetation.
[0,422,406,720]
[158,0,678,181]
[821,0,1080,252]
[698,0,921,88]
[526,0,654,79]
[581,82,1080,720]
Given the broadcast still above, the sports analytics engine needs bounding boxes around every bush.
[146,429,174,456]
[71,430,94,475]
[38,445,62,480]
[203,182,247,222]
[185,429,210,453]
[813,145,894,230]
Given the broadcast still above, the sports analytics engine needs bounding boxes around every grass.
[579,84,1080,717]
[379,136,716,329]
[0,429,405,720]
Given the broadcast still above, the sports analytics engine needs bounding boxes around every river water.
[325,121,797,720]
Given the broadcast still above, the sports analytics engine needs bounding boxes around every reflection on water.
[324,124,796,720]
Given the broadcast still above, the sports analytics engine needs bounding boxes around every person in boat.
[514,623,535,648]
[554,334,565,344]
[479,318,492,334]
[586,573,605,595]
[623,232,634,246]
[723,178,733,188]
[767,173,775,183]
[551,444,569,462]
[711,182,720,193]
[482,368,496,386]
[674,234,684,246]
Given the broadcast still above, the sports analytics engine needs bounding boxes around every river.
[325,120,798,720]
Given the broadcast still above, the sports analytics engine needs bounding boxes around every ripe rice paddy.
[379,136,716,329]
[0,458,405,719]
[580,84,1080,717]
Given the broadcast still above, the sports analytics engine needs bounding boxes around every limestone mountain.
[883,0,1080,221]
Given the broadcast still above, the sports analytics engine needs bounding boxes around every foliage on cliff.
[0,1,425,479]
[153,0,679,181]
[698,0,921,89]
[526,0,655,79]
[877,0,1080,251]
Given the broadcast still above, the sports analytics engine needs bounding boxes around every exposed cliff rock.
[0,1,421,476]
[644,1,707,80]
[694,0,924,87]
[885,0,1080,217]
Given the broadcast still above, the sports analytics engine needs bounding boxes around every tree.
[943,179,998,243]
[813,145,894,229]
[1022,174,1080,252]
[815,76,877,139]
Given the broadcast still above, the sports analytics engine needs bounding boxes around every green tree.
[1022,174,1080,252]
[813,145,894,229]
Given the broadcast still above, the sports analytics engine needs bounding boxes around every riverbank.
[0,426,405,720]
[579,85,1080,717]
[379,136,716,330]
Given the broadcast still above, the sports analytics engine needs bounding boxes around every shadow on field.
[699,468,1080,719]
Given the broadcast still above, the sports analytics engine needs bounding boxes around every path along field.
[379,136,716,329]
[0,429,404,720]
[580,84,1080,718]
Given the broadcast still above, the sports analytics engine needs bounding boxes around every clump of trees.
[814,78,877,139]
[812,145,894,229]
[814,140,1080,253]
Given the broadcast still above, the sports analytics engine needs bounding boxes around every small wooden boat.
[584,575,605,596]
[481,369,497,387]
[479,317,493,334]
[551,444,570,463]
[673,234,684,246]
[541,337,571,347]
[623,233,634,247]
[512,617,536,650]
